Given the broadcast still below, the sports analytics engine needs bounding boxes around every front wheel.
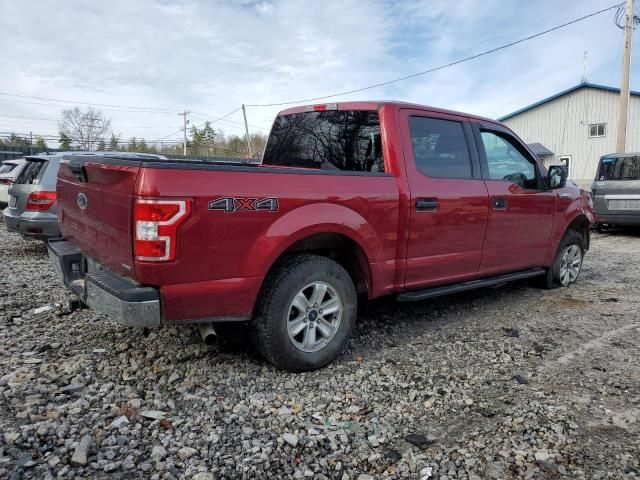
[253,254,357,372]
[540,230,584,289]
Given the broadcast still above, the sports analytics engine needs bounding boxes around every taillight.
[133,198,191,261]
[26,191,57,211]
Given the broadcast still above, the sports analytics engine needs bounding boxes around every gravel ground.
[1,220,639,480]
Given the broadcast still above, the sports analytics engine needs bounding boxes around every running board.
[397,268,546,302]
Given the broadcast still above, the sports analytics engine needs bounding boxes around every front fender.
[242,202,383,277]
[544,196,594,265]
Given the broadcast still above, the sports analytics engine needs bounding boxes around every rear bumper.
[595,213,640,226]
[48,239,161,328]
[3,208,60,240]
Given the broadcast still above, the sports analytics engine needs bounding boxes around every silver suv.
[591,153,640,228]
[2,151,166,240]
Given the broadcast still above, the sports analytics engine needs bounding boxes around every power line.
[246,3,622,107]
[0,97,177,115]
[151,106,244,143]
[190,111,268,131]
[0,91,181,112]
[0,113,182,129]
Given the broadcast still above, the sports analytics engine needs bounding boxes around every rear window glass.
[0,163,17,174]
[597,156,640,181]
[262,110,384,173]
[15,159,47,185]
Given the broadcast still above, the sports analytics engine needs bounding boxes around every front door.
[400,110,489,289]
[473,124,556,276]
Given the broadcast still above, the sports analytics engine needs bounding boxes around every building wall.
[502,87,640,189]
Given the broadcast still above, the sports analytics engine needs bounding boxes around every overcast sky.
[0,0,637,145]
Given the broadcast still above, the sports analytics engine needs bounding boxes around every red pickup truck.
[49,101,594,371]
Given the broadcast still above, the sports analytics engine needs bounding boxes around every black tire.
[539,230,584,289]
[253,254,357,372]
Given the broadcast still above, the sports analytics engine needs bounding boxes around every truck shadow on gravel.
[350,279,537,352]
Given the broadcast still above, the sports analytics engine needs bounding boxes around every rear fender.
[243,202,383,284]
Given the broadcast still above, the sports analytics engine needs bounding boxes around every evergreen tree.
[108,133,120,151]
[97,139,106,151]
[34,136,48,152]
[128,137,137,152]
[59,132,72,150]
[5,133,30,147]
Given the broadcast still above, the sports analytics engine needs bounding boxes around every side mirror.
[548,165,567,189]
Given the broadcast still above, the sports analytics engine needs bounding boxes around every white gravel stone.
[177,447,198,459]
[150,445,167,461]
[109,415,129,429]
[282,433,299,447]
[70,435,93,466]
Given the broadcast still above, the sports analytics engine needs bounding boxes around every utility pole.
[29,131,33,154]
[616,0,634,153]
[242,104,253,159]
[178,110,190,156]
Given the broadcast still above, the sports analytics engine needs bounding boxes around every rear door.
[472,123,555,276]
[57,156,142,276]
[400,109,489,289]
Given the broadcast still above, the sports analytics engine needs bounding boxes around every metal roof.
[498,82,640,122]
[527,142,554,157]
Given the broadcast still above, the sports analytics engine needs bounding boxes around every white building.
[499,82,640,189]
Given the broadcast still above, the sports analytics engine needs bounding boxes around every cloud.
[0,0,635,144]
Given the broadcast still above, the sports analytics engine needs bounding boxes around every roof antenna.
[581,51,588,84]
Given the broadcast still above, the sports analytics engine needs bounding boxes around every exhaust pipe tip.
[198,323,217,346]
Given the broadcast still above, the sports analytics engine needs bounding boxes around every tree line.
[0,106,267,159]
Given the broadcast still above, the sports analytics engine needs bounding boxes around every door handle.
[416,198,438,211]
[492,197,508,210]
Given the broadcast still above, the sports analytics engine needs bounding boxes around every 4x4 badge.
[208,197,278,213]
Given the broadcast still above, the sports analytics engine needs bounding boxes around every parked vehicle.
[0,159,26,208]
[3,151,166,241]
[591,153,640,228]
[49,101,594,371]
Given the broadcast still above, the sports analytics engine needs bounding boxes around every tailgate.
[57,156,142,277]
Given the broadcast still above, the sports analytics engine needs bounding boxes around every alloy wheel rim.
[286,281,343,353]
[559,244,582,286]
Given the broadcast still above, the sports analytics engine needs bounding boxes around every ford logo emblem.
[77,193,88,210]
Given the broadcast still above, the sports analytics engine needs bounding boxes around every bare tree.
[58,107,111,150]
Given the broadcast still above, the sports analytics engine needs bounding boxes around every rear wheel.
[540,230,584,289]
[253,254,357,372]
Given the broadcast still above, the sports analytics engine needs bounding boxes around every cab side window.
[480,131,539,189]
[409,116,473,179]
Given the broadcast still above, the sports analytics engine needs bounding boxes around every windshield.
[262,110,384,173]
[597,155,640,181]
